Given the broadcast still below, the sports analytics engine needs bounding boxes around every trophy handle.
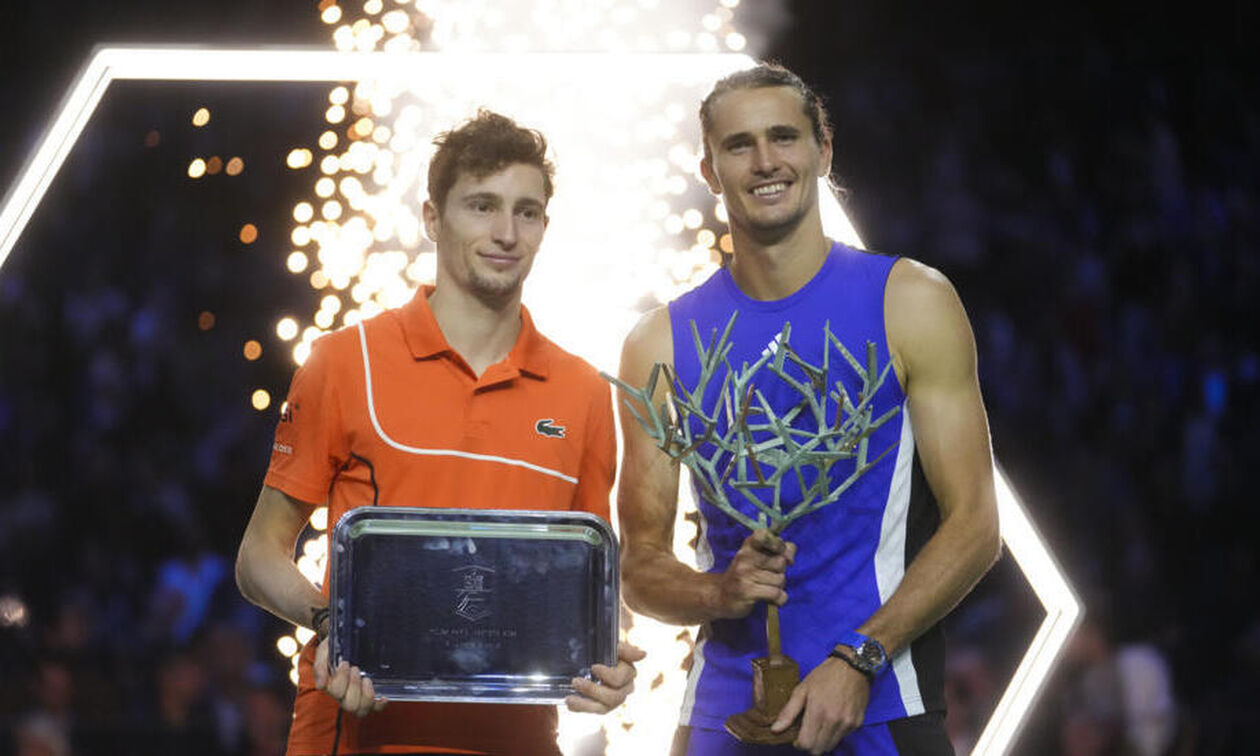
[725,600,801,744]
[767,602,784,662]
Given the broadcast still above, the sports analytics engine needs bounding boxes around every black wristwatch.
[311,606,331,643]
[829,630,888,681]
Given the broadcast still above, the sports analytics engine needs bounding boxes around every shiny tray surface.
[329,506,618,703]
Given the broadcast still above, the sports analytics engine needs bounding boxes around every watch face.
[857,641,886,670]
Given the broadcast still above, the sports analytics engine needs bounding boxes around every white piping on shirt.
[874,406,925,716]
[356,321,578,485]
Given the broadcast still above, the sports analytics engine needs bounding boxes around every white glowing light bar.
[0,45,1080,755]
[971,468,1082,754]
[0,46,750,271]
[818,182,862,247]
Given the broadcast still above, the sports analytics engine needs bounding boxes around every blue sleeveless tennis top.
[668,242,945,729]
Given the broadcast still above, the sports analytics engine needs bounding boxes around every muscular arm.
[773,258,1001,753]
[235,485,325,630]
[858,258,1002,655]
[617,307,793,626]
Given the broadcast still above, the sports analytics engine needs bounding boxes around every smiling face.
[700,85,832,243]
[423,162,549,303]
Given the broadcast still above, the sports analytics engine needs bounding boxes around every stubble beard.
[739,204,807,246]
[467,264,526,306]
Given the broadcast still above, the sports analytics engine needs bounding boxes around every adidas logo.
[760,332,783,360]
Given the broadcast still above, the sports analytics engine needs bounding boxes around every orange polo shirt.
[264,286,615,756]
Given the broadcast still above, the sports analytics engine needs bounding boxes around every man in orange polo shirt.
[236,110,643,755]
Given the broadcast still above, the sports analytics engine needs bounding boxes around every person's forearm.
[236,486,328,631]
[236,532,326,631]
[623,544,727,626]
[857,505,1000,655]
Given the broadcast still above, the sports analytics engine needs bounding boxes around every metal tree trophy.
[606,313,899,744]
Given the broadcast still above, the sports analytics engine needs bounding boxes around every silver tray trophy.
[328,506,619,704]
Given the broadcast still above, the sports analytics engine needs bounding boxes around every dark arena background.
[1,1,1257,754]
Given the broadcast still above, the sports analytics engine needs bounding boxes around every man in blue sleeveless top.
[616,64,1001,755]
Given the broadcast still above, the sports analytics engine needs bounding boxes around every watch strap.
[311,606,330,643]
[834,630,888,677]
[837,630,870,651]
[828,646,875,682]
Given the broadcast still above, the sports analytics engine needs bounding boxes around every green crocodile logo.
[535,419,566,438]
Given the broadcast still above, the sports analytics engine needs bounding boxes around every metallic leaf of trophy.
[604,311,900,534]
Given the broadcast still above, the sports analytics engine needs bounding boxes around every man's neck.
[728,216,831,301]
[427,284,522,378]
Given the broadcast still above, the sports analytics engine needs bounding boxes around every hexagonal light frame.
[0,47,1080,754]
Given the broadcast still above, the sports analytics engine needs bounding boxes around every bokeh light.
[287,148,314,169]
[276,317,300,341]
[277,635,299,657]
[0,595,29,628]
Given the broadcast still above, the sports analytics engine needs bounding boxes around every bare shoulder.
[887,257,960,314]
[885,257,976,386]
[620,305,674,377]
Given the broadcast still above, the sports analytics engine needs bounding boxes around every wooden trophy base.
[724,654,800,745]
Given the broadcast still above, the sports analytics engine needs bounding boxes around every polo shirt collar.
[399,285,550,379]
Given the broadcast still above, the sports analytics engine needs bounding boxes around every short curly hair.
[427,109,555,212]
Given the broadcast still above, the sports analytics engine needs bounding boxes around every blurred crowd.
[0,216,296,755]
[2,16,1258,756]
[0,84,309,756]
